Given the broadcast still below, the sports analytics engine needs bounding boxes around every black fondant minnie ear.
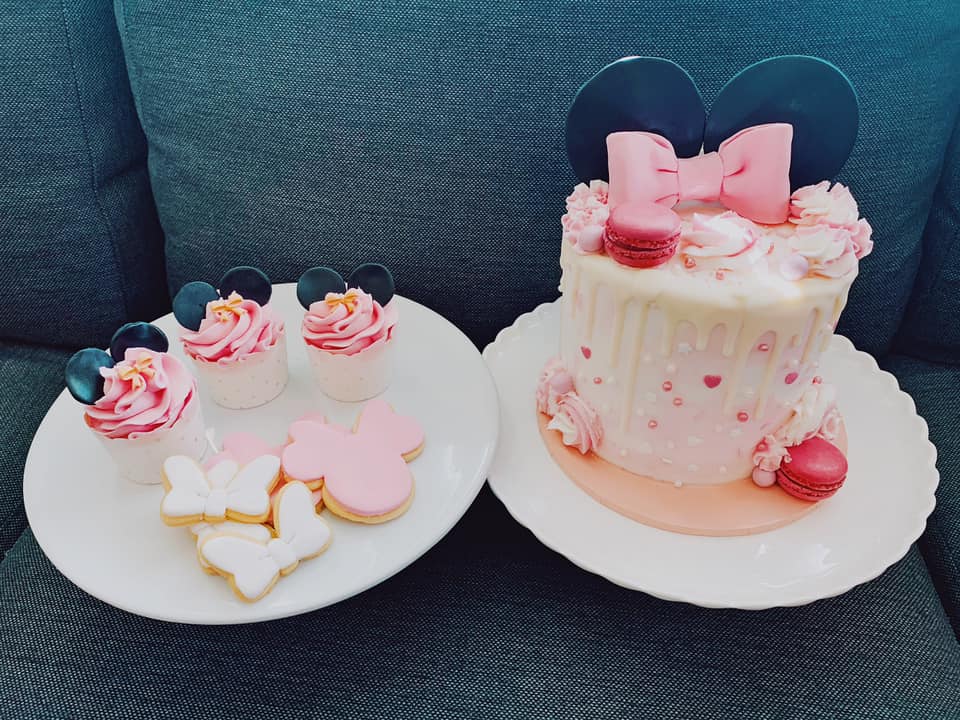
[566,57,706,182]
[220,266,272,307]
[109,322,169,362]
[64,348,115,405]
[172,281,219,331]
[704,56,859,189]
[348,263,395,306]
[296,267,346,309]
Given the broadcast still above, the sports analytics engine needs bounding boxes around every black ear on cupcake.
[109,322,169,362]
[64,348,115,405]
[296,267,346,309]
[704,55,859,189]
[219,266,272,307]
[348,263,395,307]
[566,57,706,182]
[172,281,219,331]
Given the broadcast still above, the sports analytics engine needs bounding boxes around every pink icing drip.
[84,349,196,440]
[302,289,398,356]
[181,293,284,365]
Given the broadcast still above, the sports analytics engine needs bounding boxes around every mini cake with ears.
[541,56,872,530]
[65,322,206,484]
[296,263,399,402]
[173,266,287,409]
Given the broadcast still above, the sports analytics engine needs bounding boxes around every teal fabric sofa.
[1,1,958,717]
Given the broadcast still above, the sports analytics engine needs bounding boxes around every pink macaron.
[603,201,681,268]
[776,436,848,502]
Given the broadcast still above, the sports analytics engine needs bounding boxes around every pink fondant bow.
[606,123,793,224]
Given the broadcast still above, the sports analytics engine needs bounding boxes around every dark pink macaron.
[776,436,848,502]
[603,201,681,268]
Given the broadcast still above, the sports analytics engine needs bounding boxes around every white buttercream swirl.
[753,382,839,474]
[536,357,574,415]
[679,211,771,273]
[788,225,858,279]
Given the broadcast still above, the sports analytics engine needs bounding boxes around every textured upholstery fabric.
[0,0,167,348]
[1,500,959,719]
[884,354,960,631]
[0,342,72,558]
[114,0,960,351]
[897,115,960,363]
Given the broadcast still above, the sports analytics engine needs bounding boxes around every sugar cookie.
[198,481,332,602]
[160,454,280,526]
[190,520,274,575]
[282,398,424,524]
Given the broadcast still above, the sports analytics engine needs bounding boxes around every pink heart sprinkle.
[703,375,722,389]
[785,372,799,385]
[581,346,592,359]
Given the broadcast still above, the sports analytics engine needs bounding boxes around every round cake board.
[538,412,848,537]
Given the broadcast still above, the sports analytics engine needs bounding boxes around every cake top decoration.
[172,265,273,331]
[566,55,859,196]
[296,263,395,310]
[65,322,170,405]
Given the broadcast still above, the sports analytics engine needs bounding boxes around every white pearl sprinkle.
[642,353,653,364]
[789,358,799,368]
[645,392,657,404]
[687,436,703,447]
[619,449,628,457]
[666,363,677,374]
[719,465,728,473]
[661,457,673,465]
[714,424,724,433]
[635,407,645,416]
[744,387,756,397]
[601,403,610,413]
[687,463,699,472]
[729,428,743,437]
[637,442,653,454]
[677,342,693,354]
[607,376,615,385]
[673,479,683,487]
[666,440,675,449]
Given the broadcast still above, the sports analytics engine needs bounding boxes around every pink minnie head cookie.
[281,399,425,524]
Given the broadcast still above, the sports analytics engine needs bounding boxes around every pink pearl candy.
[752,467,777,487]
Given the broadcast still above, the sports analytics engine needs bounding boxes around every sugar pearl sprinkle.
[757,343,770,352]
[673,397,683,407]
[593,376,602,384]
[662,380,673,392]
[737,411,750,423]
[648,420,658,429]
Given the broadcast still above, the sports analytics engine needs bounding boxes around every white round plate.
[483,301,938,609]
[24,285,498,624]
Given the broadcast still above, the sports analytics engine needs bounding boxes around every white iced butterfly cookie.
[190,521,273,575]
[199,481,332,602]
[161,455,280,526]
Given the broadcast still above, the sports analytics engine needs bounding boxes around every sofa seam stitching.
[58,0,133,323]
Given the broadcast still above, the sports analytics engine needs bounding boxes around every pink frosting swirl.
[562,180,609,253]
[85,349,197,440]
[536,357,575,415]
[547,391,603,454]
[302,287,398,355]
[787,225,858,278]
[789,181,873,261]
[181,292,284,365]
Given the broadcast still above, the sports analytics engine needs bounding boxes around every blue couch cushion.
[114,0,960,350]
[1,506,958,718]
[884,353,960,630]
[896,116,960,364]
[0,0,167,348]
[0,342,72,558]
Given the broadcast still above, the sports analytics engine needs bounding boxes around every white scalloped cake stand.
[484,301,938,609]
[24,284,499,624]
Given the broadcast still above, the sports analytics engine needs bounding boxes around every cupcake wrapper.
[96,396,207,485]
[189,333,289,410]
[305,338,394,402]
